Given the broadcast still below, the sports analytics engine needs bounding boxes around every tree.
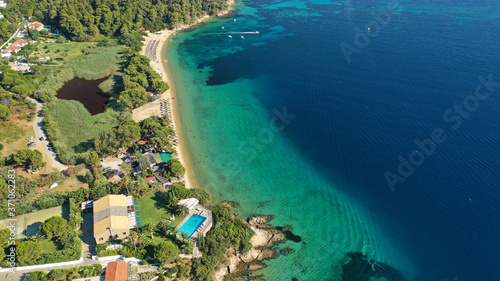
[115,120,141,147]
[118,87,149,109]
[176,204,189,216]
[153,241,179,265]
[40,216,69,239]
[137,154,151,176]
[87,151,101,168]
[180,231,188,242]
[0,228,9,247]
[120,162,131,176]
[10,85,30,97]
[0,104,11,121]
[28,29,40,40]
[151,79,168,94]
[30,65,42,74]
[157,221,168,236]
[14,149,45,169]
[129,230,139,251]
[27,233,43,242]
[143,222,155,239]
[162,158,185,179]
[17,241,42,264]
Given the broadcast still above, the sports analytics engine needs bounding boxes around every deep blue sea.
[166,0,500,280]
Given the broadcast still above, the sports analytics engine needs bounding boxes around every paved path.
[27,97,68,171]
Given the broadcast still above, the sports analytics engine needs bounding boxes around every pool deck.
[176,203,213,242]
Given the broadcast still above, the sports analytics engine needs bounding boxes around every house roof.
[144,176,156,181]
[93,195,130,237]
[93,195,127,213]
[29,22,42,28]
[94,216,130,237]
[105,261,128,281]
[5,45,20,51]
[144,153,156,165]
[137,139,147,145]
[12,39,27,45]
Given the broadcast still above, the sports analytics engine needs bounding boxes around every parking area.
[101,155,132,179]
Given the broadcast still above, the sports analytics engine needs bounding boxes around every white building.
[0,1,7,8]
[28,22,44,31]
[1,51,12,58]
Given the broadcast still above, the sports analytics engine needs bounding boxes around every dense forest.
[0,19,18,42]
[4,0,229,40]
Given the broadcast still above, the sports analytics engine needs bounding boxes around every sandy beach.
[134,3,235,189]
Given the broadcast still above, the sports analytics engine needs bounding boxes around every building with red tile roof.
[105,261,128,281]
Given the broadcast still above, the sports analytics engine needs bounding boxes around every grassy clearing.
[40,239,58,253]
[137,193,173,226]
[0,100,36,156]
[68,46,123,80]
[34,42,96,63]
[47,99,127,164]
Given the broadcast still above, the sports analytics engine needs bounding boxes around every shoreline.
[135,2,234,189]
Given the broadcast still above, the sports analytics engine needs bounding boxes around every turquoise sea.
[165,0,500,280]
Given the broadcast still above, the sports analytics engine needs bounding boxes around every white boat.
[233,18,236,22]
[228,35,232,38]
[241,36,244,39]
[221,26,225,29]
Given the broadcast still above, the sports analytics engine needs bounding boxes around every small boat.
[221,26,225,29]
[256,31,260,34]
[241,36,244,39]
[228,35,232,38]
[233,18,236,22]
[164,59,168,62]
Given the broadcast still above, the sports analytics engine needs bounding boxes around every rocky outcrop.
[214,215,289,281]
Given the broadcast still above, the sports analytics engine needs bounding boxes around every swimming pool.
[177,214,206,238]
[159,152,172,163]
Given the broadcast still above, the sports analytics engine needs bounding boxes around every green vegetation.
[154,241,179,264]
[26,265,105,281]
[34,42,96,63]
[137,193,172,226]
[94,119,141,156]
[13,148,45,169]
[0,64,37,98]
[118,52,168,109]
[196,203,254,280]
[4,0,230,41]
[34,46,124,101]
[0,104,11,121]
[162,158,186,179]
[0,167,89,219]
[2,215,82,267]
[43,99,129,164]
[0,19,18,42]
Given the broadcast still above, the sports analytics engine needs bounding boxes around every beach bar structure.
[177,198,199,210]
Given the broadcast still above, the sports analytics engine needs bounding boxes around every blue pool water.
[177,214,207,238]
